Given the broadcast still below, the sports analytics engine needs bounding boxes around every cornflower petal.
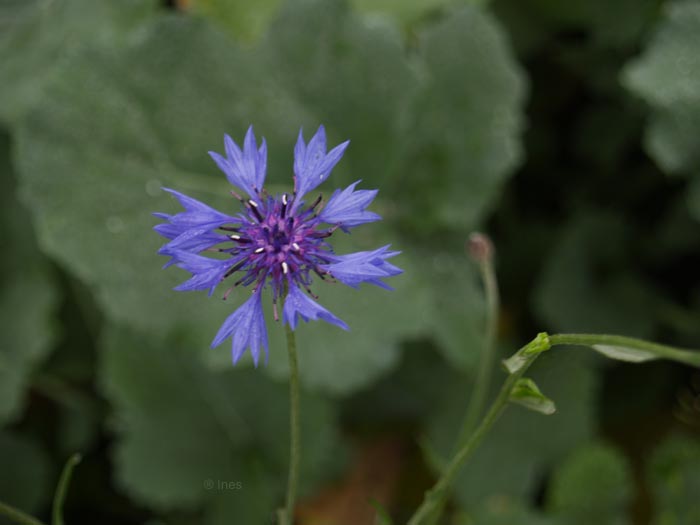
[283,284,349,331]
[209,126,267,199]
[211,290,268,365]
[318,180,381,228]
[162,188,239,230]
[293,125,349,204]
[172,251,241,296]
[157,228,230,267]
[321,245,402,289]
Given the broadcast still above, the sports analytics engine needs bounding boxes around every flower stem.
[52,454,81,525]
[422,243,500,525]
[0,502,47,525]
[457,252,500,446]
[406,338,543,525]
[549,333,700,367]
[282,322,301,525]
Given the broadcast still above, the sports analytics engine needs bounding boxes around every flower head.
[154,126,401,365]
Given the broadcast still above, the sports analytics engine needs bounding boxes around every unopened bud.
[467,232,494,263]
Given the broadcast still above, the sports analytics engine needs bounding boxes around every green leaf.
[393,5,527,232]
[591,344,657,363]
[0,132,58,424]
[547,443,632,525]
[100,323,343,522]
[623,0,700,177]
[0,0,157,123]
[509,378,556,415]
[0,431,51,517]
[649,434,700,524]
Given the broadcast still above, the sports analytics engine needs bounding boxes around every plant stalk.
[281,323,301,525]
[407,340,541,525]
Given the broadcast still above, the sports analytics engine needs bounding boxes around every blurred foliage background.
[1,0,700,524]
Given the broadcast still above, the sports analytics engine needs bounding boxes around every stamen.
[273,301,279,322]
[311,229,335,239]
[230,235,251,244]
[223,259,247,279]
[292,242,300,251]
[222,287,235,301]
[282,262,289,274]
[230,190,244,202]
[247,199,264,222]
[218,226,240,232]
[254,247,265,254]
[310,194,323,211]
[281,193,288,218]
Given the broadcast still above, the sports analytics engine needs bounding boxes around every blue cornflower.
[154,126,402,365]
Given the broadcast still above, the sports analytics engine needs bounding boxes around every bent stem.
[52,454,81,525]
[282,322,301,525]
[0,452,81,525]
[457,253,500,446]
[423,246,500,525]
[407,338,544,525]
[550,333,700,367]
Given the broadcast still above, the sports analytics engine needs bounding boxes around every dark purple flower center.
[217,192,336,317]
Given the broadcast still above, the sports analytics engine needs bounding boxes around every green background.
[1,0,699,523]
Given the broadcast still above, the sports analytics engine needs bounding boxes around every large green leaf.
[0,0,157,123]
[100,323,342,522]
[0,132,58,424]
[622,0,700,219]
[623,0,700,175]
[392,5,527,232]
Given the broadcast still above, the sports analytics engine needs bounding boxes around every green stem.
[0,502,47,525]
[52,454,81,525]
[550,333,700,367]
[457,256,500,445]
[282,323,301,525]
[407,341,542,525]
[423,254,500,525]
